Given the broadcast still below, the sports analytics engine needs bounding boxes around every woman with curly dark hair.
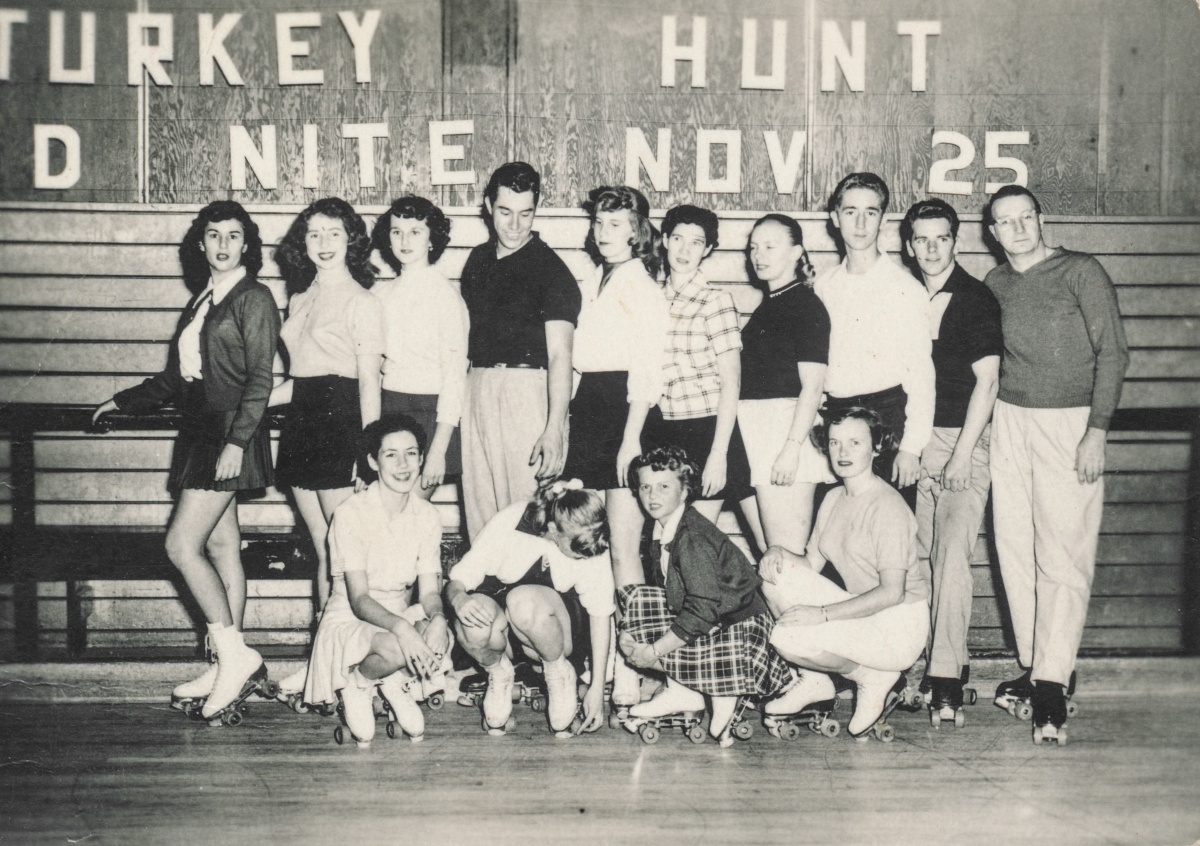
[272,198,384,617]
[369,195,469,502]
[92,200,280,721]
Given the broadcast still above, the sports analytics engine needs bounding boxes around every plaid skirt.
[618,585,791,697]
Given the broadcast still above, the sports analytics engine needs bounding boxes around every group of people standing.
[94,160,1128,748]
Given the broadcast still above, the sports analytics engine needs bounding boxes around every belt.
[471,360,546,370]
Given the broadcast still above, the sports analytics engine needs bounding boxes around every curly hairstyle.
[523,480,610,558]
[661,204,720,248]
[179,201,262,295]
[811,405,896,457]
[361,413,428,462]
[627,445,702,502]
[275,197,375,296]
[371,195,453,272]
[746,213,816,290]
[582,185,660,278]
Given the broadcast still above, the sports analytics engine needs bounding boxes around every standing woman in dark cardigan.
[271,199,384,614]
[92,200,280,720]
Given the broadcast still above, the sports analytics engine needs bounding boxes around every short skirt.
[563,371,629,490]
[475,572,592,676]
[304,590,437,706]
[168,379,273,494]
[642,407,754,502]
[737,398,835,487]
[276,375,362,491]
[381,390,462,476]
[618,585,790,697]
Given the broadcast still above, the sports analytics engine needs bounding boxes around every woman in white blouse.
[564,186,669,587]
[370,196,470,501]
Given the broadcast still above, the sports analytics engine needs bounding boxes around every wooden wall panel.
[0,0,138,202]
[1161,0,1200,215]
[513,0,812,210]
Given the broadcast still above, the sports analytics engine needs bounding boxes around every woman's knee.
[373,633,406,670]
[505,586,553,633]
[164,525,203,569]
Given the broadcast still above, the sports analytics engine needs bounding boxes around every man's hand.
[892,450,921,488]
[530,422,567,480]
[1075,428,1107,484]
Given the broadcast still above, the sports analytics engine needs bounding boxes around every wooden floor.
[3,682,1200,846]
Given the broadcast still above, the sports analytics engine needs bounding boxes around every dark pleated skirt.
[275,375,362,491]
[563,371,629,490]
[168,380,273,494]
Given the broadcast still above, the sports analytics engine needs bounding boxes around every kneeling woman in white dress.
[304,414,451,747]
[759,406,931,739]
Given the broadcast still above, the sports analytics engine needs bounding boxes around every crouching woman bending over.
[760,406,930,739]
[445,482,613,737]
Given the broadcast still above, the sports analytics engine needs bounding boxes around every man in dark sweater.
[459,162,581,540]
[983,185,1129,744]
[901,199,1002,726]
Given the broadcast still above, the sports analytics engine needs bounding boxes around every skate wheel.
[386,721,397,740]
[260,680,280,699]
[334,726,345,745]
[289,696,307,715]
[1016,702,1033,721]
[1032,726,1044,744]
[821,720,840,739]
[225,710,243,727]
[782,723,802,742]
[1066,701,1079,718]
[639,724,660,744]
[1057,727,1068,746]
[907,690,925,710]
[531,696,546,713]
[733,721,753,741]
[877,724,895,743]
[930,710,941,729]
[954,710,966,729]
[964,688,978,706]
[687,726,705,744]
[428,692,445,711]
[237,703,250,715]
[457,694,478,708]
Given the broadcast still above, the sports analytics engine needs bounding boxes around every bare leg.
[291,486,353,611]
[357,631,407,681]
[164,488,239,627]
[506,585,573,663]
[453,594,511,669]
[692,498,723,525]
[203,497,246,628]
[607,488,645,589]
[753,481,817,555]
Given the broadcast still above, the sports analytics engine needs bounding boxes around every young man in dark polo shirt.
[984,185,1129,744]
[459,162,581,540]
[901,199,1002,726]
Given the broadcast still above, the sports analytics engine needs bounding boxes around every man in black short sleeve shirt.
[459,162,581,539]
[902,199,1002,717]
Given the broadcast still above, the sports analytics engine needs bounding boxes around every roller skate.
[192,629,277,726]
[456,669,488,708]
[608,658,642,729]
[846,668,905,742]
[171,661,218,714]
[1031,679,1069,746]
[619,678,707,745]
[333,669,377,748]
[763,672,841,741]
[378,671,426,743]
[513,661,549,714]
[543,657,579,738]
[710,695,755,747]
[275,664,330,715]
[481,656,517,736]
[995,669,1078,723]
[928,668,978,729]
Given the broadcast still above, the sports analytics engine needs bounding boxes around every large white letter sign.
[429,119,476,186]
[33,124,81,189]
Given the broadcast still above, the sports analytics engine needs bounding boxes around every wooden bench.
[1,204,1197,659]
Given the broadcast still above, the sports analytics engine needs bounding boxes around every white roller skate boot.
[379,671,426,742]
[482,655,516,736]
[709,696,738,747]
[338,669,378,748]
[543,656,578,738]
[846,666,902,740]
[172,634,218,712]
[629,677,705,720]
[201,624,266,720]
[764,671,836,716]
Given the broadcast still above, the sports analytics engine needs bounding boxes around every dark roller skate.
[724,696,757,744]
[928,668,978,728]
[456,669,488,708]
[514,661,549,714]
[996,670,1077,722]
[1031,679,1069,746]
